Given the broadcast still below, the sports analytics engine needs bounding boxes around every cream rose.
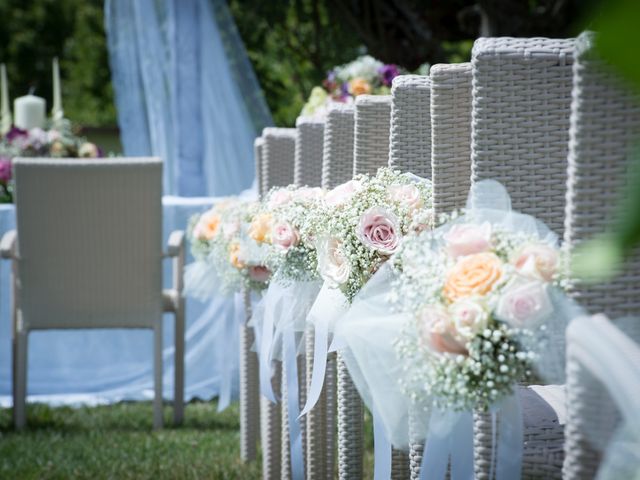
[325,180,362,207]
[419,306,468,355]
[317,237,351,286]
[294,187,325,202]
[449,299,489,341]
[271,221,300,251]
[356,207,400,255]
[389,183,423,211]
[443,252,503,302]
[268,189,293,209]
[496,280,553,328]
[512,243,559,282]
[444,222,492,258]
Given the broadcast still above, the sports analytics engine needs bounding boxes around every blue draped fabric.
[105,0,272,197]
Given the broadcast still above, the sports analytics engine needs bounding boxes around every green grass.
[0,401,375,479]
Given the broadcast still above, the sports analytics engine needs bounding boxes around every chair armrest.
[0,230,17,259]
[165,230,185,258]
[164,230,185,294]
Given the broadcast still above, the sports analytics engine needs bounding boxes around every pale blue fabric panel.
[0,199,238,405]
[105,0,272,197]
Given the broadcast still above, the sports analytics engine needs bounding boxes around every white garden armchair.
[1,157,185,430]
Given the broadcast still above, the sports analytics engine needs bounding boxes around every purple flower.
[5,126,28,144]
[379,64,400,87]
[0,158,12,183]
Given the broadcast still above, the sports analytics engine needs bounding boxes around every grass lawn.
[0,400,375,479]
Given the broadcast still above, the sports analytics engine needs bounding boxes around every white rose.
[317,237,351,286]
[496,280,554,328]
[449,299,489,342]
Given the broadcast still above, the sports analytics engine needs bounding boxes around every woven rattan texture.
[325,352,337,479]
[322,104,355,190]
[261,363,282,480]
[305,327,327,479]
[563,32,640,479]
[337,352,363,479]
[254,137,265,197]
[431,63,473,216]
[353,95,392,176]
[564,32,640,318]
[240,291,259,461]
[295,117,325,188]
[262,127,296,192]
[389,75,432,178]
[470,37,575,236]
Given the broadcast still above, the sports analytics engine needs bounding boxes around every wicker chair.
[470,37,575,479]
[239,137,265,463]
[389,75,432,179]
[261,127,296,480]
[279,118,326,480]
[563,31,640,479]
[565,314,640,480]
[399,63,474,480]
[303,103,356,480]
[2,158,185,430]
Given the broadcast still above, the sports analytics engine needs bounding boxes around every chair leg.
[153,322,163,429]
[13,329,27,430]
[173,298,185,426]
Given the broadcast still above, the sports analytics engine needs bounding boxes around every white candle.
[14,94,46,130]
[51,57,64,123]
[0,64,10,134]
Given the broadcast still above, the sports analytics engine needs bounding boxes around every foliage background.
[0,0,602,129]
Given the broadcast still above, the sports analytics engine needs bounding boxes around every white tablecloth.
[0,197,238,406]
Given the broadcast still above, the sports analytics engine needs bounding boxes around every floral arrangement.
[256,185,326,283]
[312,167,433,302]
[0,122,102,203]
[188,198,271,294]
[301,55,402,117]
[391,212,569,411]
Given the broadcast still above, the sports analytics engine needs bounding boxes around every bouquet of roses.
[391,196,572,412]
[186,197,270,297]
[313,167,433,302]
[301,55,403,117]
[259,185,326,282]
[0,123,102,203]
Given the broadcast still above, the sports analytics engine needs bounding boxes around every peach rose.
[348,77,372,96]
[443,252,503,302]
[195,211,221,241]
[249,265,271,283]
[444,222,492,258]
[229,242,245,269]
[248,213,272,244]
[512,243,559,282]
[272,221,300,251]
[419,306,468,355]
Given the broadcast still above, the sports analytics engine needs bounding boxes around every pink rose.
[449,299,488,341]
[356,207,400,255]
[325,180,362,207]
[419,306,468,355]
[268,189,293,209]
[271,221,300,251]
[512,243,559,282]
[444,222,492,258]
[0,159,12,183]
[389,183,423,210]
[248,265,271,283]
[496,280,553,328]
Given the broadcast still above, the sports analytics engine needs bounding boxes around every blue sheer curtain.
[104,0,272,196]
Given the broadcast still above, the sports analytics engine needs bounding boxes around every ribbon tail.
[258,299,277,403]
[419,408,453,480]
[217,297,236,412]
[284,328,304,480]
[299,318,329,418]
[449,411,474,480]
[373,408,392,480]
